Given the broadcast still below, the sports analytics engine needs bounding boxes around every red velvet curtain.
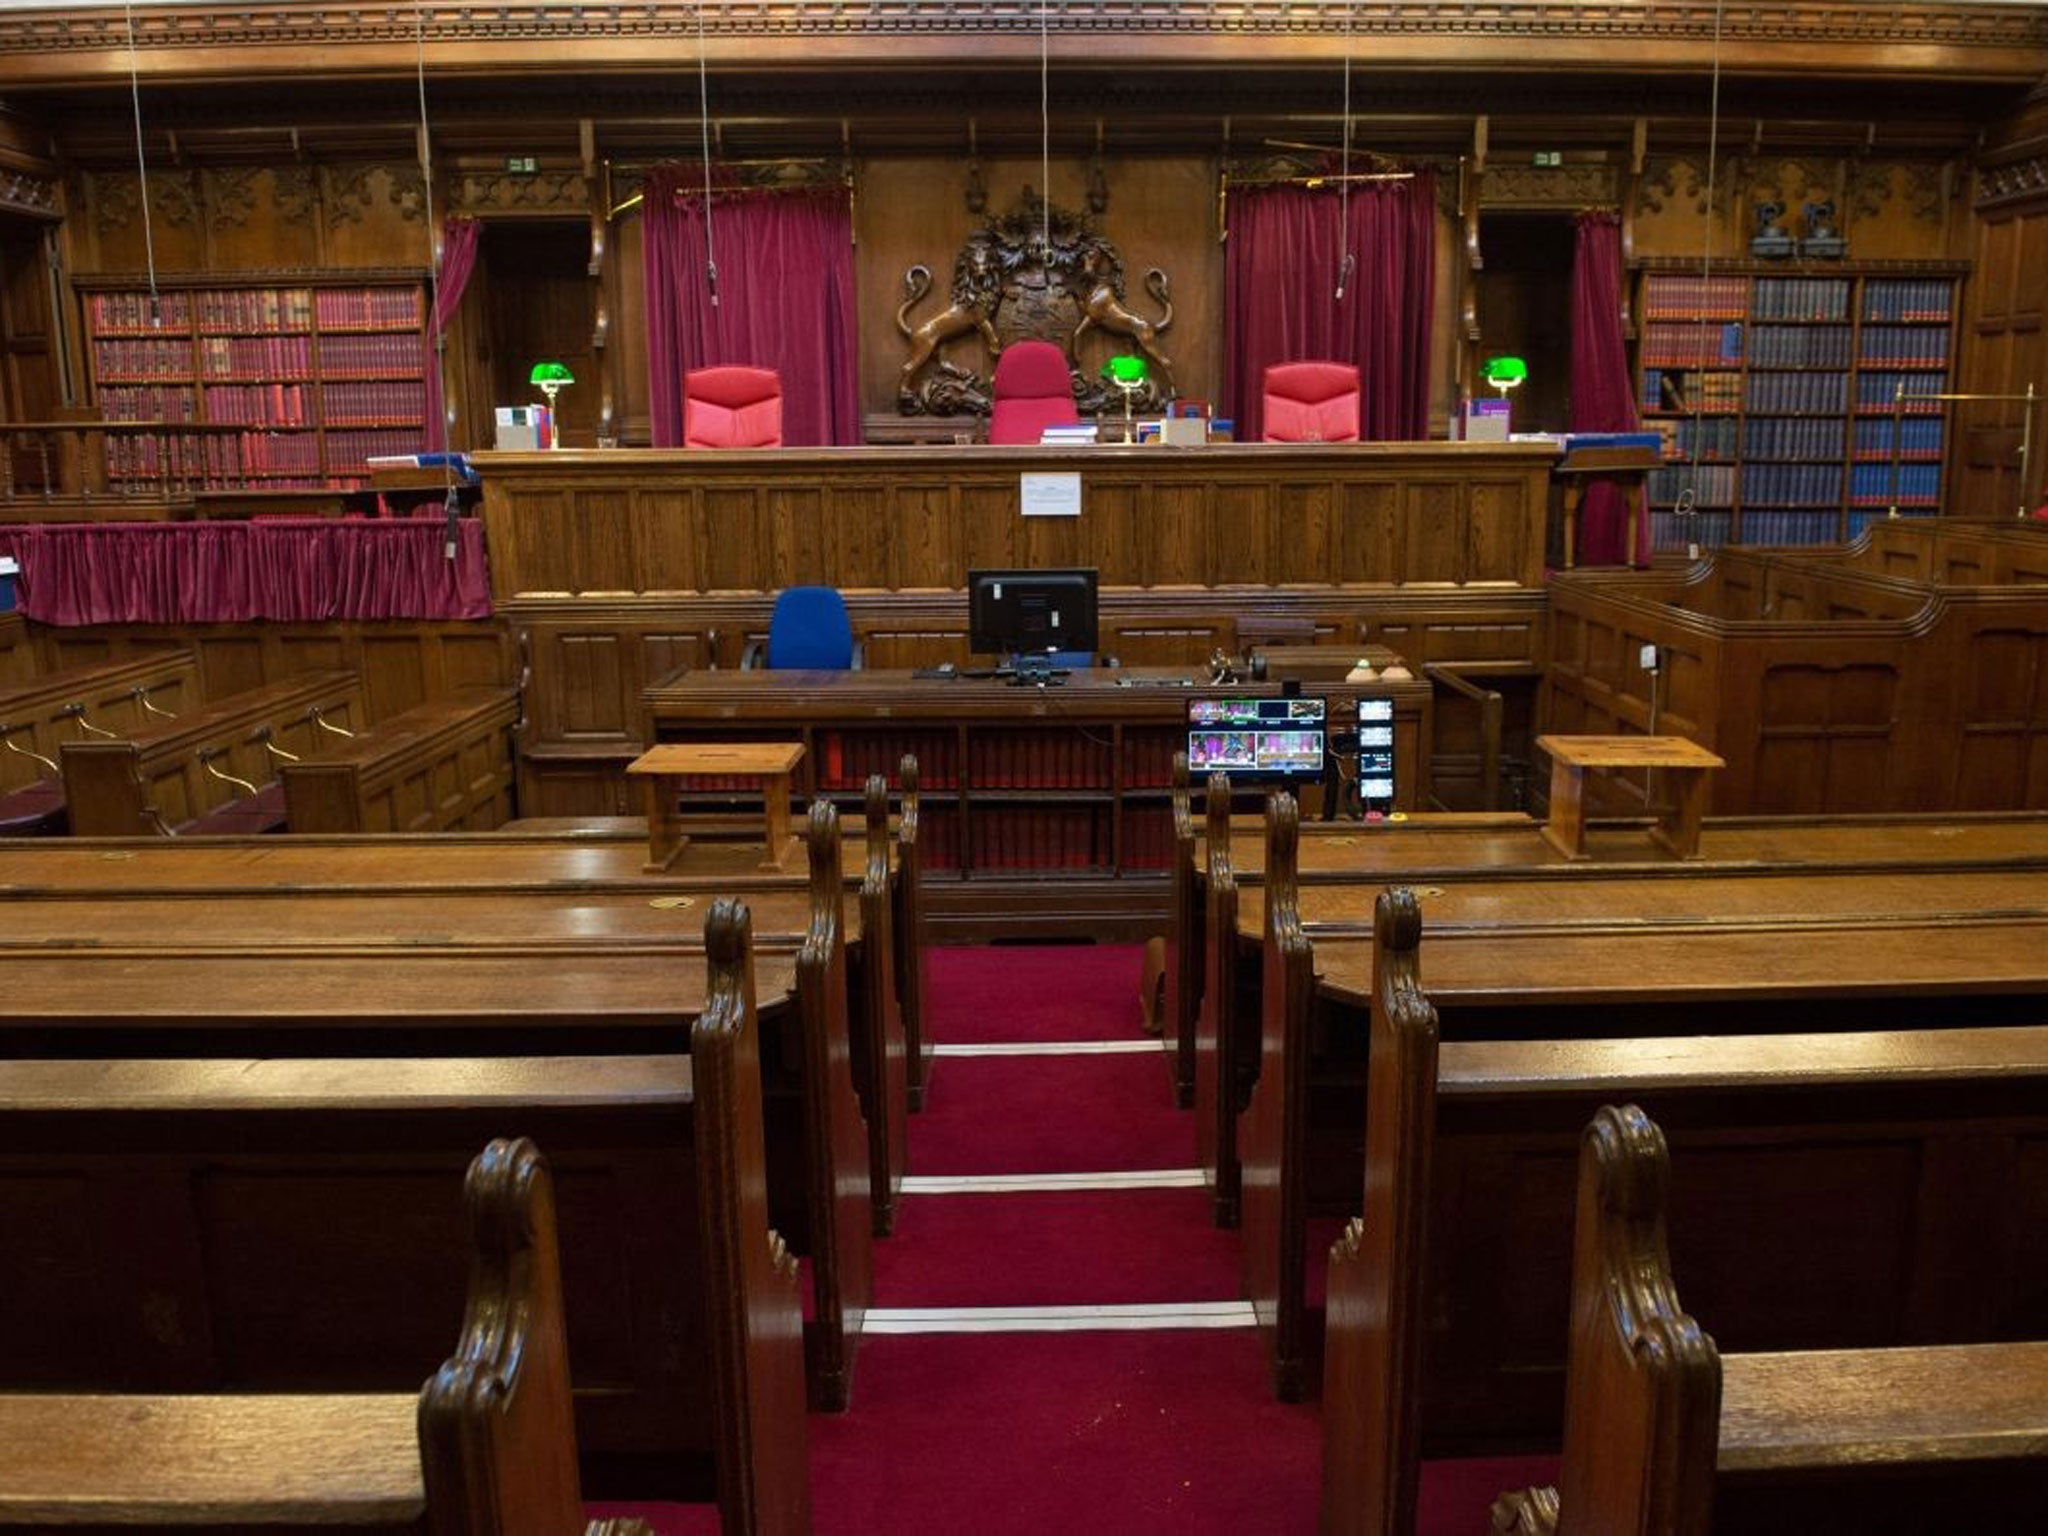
[1569,210,1647,564]
[1223,169,1437,443]
[642,168,860,447]
[421,216,482,452]
[0,519,491,625]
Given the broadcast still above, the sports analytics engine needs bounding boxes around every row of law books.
[1735,510,1844,546]
[323,380,426,426]
[202,335,313,381]
[1743,416,1847,460]
[966,732,1113,790]
[325,428,431,470]
[1863,279,1953,323]
[317,333,426,379]
[814,731,959,793]
[1860,326,1950,366]
[93,336,194,382]
[1649,464,1736,506]
[1741,463,1845,506]
[1857,371,1948,411]
[1746,371,1848,413]
[314,288,424,329]
[1641,321,1744,367]
[97,384,196,422]
[1641,275,1750,320]
[207,430,323,476]
[1749,324,1852,368]
[1641,369,1742,414]
[193,287,315,334]
[202,383,311,427]
[87,291,192,333]
[1120,806,1176,871]
[1651,510,1732,551]
[1752,278,1850,321]
[1851,418,1944,460]
[1122,729,1182,791]
[1661,417,1738,461]
[966,805,1108,870]
[1850,462,1942,507]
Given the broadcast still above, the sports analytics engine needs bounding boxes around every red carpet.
[873,1188,1241,1308]
[928,942,1149,1042]
[912,1050,1188,1174]
[810,1330,1320,1536]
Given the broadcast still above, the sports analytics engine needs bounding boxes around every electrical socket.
[1639,643,1660,671]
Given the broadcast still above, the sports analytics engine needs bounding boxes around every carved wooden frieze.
[450,169,589,214]
[325,163,427,226]
[1480,162,1618,208]
[204,166,260,230]
[896,191,1172,417]
[0,166,59,220]
[1635,155,1731,218]
[1978,155,2048,211]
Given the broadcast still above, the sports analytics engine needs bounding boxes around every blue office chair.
[748,585,861,670]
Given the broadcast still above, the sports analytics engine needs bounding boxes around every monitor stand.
[1000,654,1069,688]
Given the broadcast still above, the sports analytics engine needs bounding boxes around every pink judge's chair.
[1261,361,1362,443]
[683,365,784,448]
[987,341,1081,446]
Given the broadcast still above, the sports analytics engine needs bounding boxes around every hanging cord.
[698,2,718,306]
[1334,6,1354,301]
[122,3,160,328]
[414,0,458,549]
[1039,0,1051,263]
[1674,0,1727,559]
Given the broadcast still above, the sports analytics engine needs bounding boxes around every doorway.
[1474,212,1575,436]
[475,219,597,448]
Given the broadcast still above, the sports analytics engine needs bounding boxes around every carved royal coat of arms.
[896,192,1174,417]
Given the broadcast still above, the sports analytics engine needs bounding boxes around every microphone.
[1334,252,1355,301]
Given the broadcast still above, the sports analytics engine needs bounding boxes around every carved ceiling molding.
[4,2,2044,75]
[1978,155,2048,210]
[0,166,59,220]
[203,166,259,230]
[1479,162,1617,209]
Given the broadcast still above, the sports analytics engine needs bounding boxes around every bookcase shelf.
[1634,262,1963,552]
[79,270,427,495]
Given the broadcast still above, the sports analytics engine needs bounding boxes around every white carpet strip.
[902,1169,1205,1194]
[934,1039,1161,1057]
[865,1300,1257,1334]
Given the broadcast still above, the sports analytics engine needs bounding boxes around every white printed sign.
[1020,472,1082,517]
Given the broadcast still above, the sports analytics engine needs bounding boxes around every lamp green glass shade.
[1480,355,1528,387]
[529,361,575,386]
[1102,355,1148,384]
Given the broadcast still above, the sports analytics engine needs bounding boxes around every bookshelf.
[1635,262,1963,551]
[79,272,427,494]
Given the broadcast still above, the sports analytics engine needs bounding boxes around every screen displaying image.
[1186,697,1326,780]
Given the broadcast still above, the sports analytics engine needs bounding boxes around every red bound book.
[823,733,844,789]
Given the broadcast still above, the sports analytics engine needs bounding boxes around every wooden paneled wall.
[1959,92,2048,518]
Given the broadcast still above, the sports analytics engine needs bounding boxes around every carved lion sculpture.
[897,240,1003,408]
[1071,242,1174,392]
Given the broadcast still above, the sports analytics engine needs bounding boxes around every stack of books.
[1039,423,1098,446]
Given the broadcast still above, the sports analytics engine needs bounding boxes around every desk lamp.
[529,362,574,448]
[1103,354,1147,444]
[1481,355,1528,431]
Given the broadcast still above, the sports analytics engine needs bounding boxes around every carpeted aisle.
[809,942,1322,1535]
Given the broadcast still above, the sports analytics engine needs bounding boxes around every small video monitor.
[968,568,1100,659]
[1357,696,1397,816]
[1186,696,1327,782]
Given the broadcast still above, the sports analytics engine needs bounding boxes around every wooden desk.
[1538,733,1724,859]
[629,742,805,873]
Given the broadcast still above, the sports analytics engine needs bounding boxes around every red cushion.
[685,366,783,449]
[1262,361,1361,443]
[988,341,1080,446]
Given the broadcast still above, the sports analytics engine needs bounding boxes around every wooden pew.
[61,668,365,835]
[1488,1106,2048,1534]
[0,901,812,1531]
[895,753,934,1109]
[1194,771,1249,1225]
[279,683,519,832]
[0,807,875,1413]
[1313,884,2048,1528]
[1165,752,1200,1109]
[0,1137,668,1535]
[0,647,199,831]
[855,773,910,1235]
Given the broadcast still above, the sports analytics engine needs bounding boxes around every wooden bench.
[279,684,520,832]
[0,647,200,831]
[0,805,879,1412]
[1536,733,1725,860]
[61,669,365,835]
[0,902,811,1531]
[0,1137,678,1535]
[1237,794,2048,1402]
[1316,883,2048,1529]
[1488,1107,2048,1534]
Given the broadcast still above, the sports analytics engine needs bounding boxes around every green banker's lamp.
[529,361,574,449]
[1103,354,1147,444]
[1479,354,1528,435]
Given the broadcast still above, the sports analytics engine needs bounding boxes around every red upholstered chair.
[987,341,1080,446]
[1261,361,1361,443]
[684,365,783,448]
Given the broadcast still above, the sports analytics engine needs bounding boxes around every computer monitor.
[1356,696,1397,816]
[967,568,1099,659]
[1186,696,1326,782]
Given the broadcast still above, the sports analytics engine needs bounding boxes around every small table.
[626,742,805,874]
[1536,734,1725,860]
[1554,442,1662,570]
